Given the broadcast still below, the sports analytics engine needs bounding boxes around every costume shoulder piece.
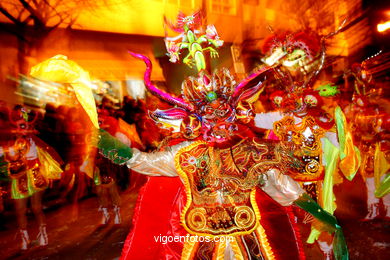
[273,116,325,181]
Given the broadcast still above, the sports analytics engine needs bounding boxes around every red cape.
[121,176,305,260]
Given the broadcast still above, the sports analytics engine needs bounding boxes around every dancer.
[94,112,132,224]
[0,104,62,250]
[344,60,390,220]
[96,12,349,260]
[29,55,99,221]
[254,28,360,259]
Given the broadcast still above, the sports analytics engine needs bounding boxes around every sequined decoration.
[176,138,287,236]
[273,116,325,181]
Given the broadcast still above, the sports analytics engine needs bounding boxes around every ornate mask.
[129,11,271,143]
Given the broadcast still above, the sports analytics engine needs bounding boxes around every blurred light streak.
[377,21,390,32]
[9,75,74,107]
[363,52,390,80]
[14,92,41,101]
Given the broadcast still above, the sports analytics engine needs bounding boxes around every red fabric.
[286,205,306,260]
[255,188,302,260]
[121,176,185,260]
[121,178,304,260]
[98,115,118,136]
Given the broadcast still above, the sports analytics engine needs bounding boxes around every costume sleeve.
[374,142,390,191]
[254,112,284,129]
[323,132,339,148]
[335,106,361,181]
[98,129,134,165]
[30,55,99,128]
[36,145,63,180]
[126,141,191,177]
[294,193,349,260]
[375,173,390,198]
[304,135,341,245]
[260,169,305,206]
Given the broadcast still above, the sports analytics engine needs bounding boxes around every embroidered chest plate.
[273,116,325,181]
[175,138,283,236]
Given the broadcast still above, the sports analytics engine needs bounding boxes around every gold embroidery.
[187,208,207,231]
[175,138,284,237]
[273,116,325,181]
[181,239,198,260]
[255,226,275,260]
[234,206,256,228]
[230,238,245,260]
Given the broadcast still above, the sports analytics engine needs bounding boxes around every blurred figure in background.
[0,101,9,231]
[62,106,95,221]
[0,104,62,250]
[94,112,124,224]
[122,96,142,125]
[344,62,390,220]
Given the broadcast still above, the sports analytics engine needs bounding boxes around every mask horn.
[128,51,194,112]
[232,66,271,101]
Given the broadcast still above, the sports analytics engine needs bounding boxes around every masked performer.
[253,28,361,259]
[0,104,62,250]
[95,12,349,260]
[344,60,390,220]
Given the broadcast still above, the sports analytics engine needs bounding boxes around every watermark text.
[154,234,235,244]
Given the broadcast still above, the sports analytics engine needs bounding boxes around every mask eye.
[273,96,283,106]
[215,103,231,118]
[204,106,213,114]
[202,106,214,119]
[215,109,226,117]
[180,115,201,139]
[304,94,318,107]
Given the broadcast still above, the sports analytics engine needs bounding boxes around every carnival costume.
[0,104,62,249]
[95,12,349,260]
[344,59,390,220]
[253,27,361,258]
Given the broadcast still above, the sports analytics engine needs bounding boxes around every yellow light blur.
[377,21,390,32]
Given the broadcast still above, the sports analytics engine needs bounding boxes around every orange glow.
[377,21,390,32]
